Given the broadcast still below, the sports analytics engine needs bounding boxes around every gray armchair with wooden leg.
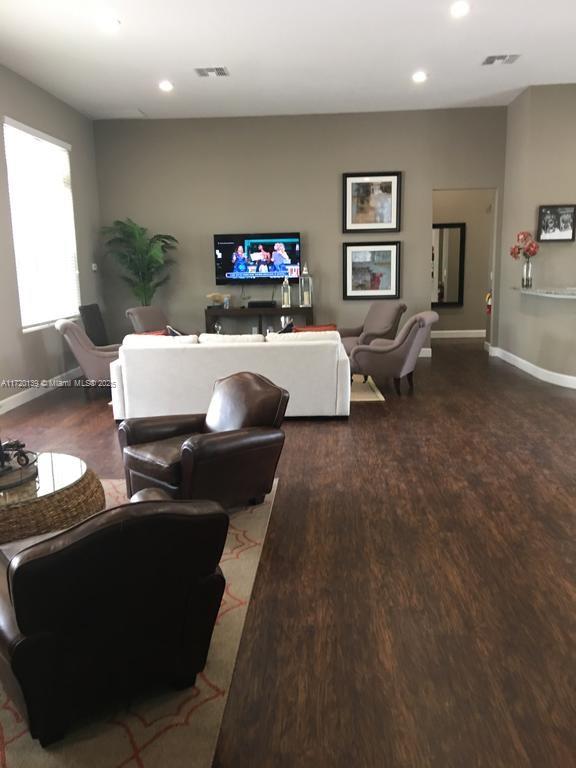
[350,311,438,395]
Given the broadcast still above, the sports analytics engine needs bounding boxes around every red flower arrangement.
[510,231,539,259]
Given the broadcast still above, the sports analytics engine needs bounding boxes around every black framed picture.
[537,205,576,242]
[343,242,401,300]
[343,172,402,233]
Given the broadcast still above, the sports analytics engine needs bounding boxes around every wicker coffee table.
[0,452,105,544]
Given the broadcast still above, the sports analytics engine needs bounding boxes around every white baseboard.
[431,329,486,339]
[0,367,82,415]
[419,347,432,358]
[488,347,576,389]
[483,341,491,352]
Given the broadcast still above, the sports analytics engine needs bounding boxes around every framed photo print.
[343,171,402,233]
[537,204,576,242]
[343,242,401,300]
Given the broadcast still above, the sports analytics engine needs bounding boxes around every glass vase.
[522,257,533,289]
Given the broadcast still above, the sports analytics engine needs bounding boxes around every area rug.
[0,479,277,768]
[350,374,385,402]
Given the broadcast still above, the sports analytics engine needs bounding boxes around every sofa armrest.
[337,325,363,338]
[359,328,395,345]
[118,414,207,448]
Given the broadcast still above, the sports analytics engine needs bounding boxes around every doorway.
[432,189,497,342]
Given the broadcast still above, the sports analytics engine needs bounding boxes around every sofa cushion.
[266,331,341,343]
[123,434,188,484]
[122,334,199,347]
[199,333,265,344]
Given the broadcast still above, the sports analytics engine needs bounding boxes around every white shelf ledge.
[512,287,576,299]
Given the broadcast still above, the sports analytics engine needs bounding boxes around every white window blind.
[3,119,80,330]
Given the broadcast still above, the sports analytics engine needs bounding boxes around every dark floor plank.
[1,343,575,767]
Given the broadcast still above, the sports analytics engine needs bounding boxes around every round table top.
[0,452,87,509]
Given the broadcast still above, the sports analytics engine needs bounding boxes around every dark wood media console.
[204,306,314,334]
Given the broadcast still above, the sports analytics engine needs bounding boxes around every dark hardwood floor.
[2,342,575,767]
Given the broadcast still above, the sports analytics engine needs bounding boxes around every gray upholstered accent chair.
[126,306,169,333]
[338,301,407,358]
[350,311,439,395]
[55,319,120,382]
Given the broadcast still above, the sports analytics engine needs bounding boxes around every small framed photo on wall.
[343,172,402,233]
[343,242,401,300]
[537,204,576,242]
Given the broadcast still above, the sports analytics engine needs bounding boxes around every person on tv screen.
[257,244,272,272]
[272,242,290,273]
[232,245,248,272]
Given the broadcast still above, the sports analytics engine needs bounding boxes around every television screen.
[214,232,301,285]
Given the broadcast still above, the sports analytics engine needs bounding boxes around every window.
[3,118,80,330]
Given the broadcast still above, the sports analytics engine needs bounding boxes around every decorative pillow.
[293,324,338,333]
[278,322,294,334]
[198,333,265,344]
[266,330,341,343]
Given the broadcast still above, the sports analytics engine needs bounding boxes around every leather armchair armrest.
[118,414,207,448]
[0,558,23,657]
[180,428,285,503]
[182,428,284,464]
[99,343,121,352]
[337,325,363,338]
[130,488,174,503]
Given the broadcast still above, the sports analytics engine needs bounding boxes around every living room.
[0,0,575,765]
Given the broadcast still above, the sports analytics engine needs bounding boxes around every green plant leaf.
[102,217,178,304]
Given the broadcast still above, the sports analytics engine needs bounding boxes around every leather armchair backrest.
[205,372,289,432]
[362,301,407,338]
[8,500,228,637]
[126,306,169,333]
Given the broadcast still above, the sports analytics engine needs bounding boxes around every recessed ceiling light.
[158,80,174,93]
[450,1,471,18]
[412,70,428,84]
[96,10,121,34]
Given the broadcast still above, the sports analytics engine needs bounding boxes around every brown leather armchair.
[0,492,229,746]
[118,372,290,508]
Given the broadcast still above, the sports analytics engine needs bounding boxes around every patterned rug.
[0,479,277,767]
[350,374,385,402]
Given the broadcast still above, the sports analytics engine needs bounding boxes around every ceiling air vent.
[482,54,520,66]
[195,67,230,78]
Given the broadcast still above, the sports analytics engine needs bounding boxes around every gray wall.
[94,108,506,340]
[496,85,576,375]
[433,189,496,332]
[0,64,101,404]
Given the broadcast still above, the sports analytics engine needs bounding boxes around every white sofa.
[110,332,350,419]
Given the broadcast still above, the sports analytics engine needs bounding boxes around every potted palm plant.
[102,218,178,306]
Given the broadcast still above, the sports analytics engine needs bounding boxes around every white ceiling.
[0,0,575,120]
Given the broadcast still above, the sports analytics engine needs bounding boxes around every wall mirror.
[431,222,466,307]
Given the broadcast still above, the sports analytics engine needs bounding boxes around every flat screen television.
[214,232,301,285]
